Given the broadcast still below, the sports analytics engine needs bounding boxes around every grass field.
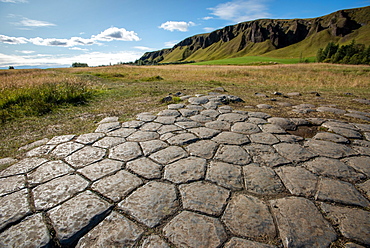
[193,56,316,65]
[0,63,369,163]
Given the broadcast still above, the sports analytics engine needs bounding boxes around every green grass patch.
[141,75,164,81]
[193,56,316,65]
[0,81,96,123]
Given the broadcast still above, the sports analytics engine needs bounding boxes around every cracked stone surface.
[1,92,370,248]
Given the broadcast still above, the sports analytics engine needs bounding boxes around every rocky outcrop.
[140,6,369,63]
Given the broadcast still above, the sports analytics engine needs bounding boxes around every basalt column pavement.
[0,93,370,248]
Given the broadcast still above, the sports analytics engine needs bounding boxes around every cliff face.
[140,6,370,63]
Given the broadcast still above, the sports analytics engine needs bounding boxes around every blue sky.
[0,0,369,68]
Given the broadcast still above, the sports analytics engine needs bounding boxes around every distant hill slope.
[140,6,370,63]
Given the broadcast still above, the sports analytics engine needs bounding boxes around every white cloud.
[0,34,28,44]
[164,40,178,47]
[16,50,35,54]
[159,21,195,32]
[208,0,270,23]
[0,27,140,48]
[0,51,143,68]
[203,16,214,20]
[134,46,154,51]
[203,27,216,32]
[69,47,89,51]
[15,17,56,27]
[92,27,140,41]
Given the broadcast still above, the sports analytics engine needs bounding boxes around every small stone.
[222,194,276,238]
[244,164,285,195]
[179,181,230,215]
[33,174,89,210]
[270,197,337,248]
[65,146,106,168]
[212,132,250,145]
[275,166,318,197]
[186,140,218,159]
[0,214,50,248]
[257,104,272,109]
[91,170,143,202]
[214,145,251,165]
[48,191,111,247]
[95,122,121,133]
[163,211,227,248]
[47,135,75,145]
[118,181,178,228]
[287,92,301,96]
[109,142,142,162]
[315,177,369,207]
[274,143,315,163]
[277,102,292,107]
[206,161,243,190]
[78,159,122,181]
[76,211,143,248]
[320,203,370,245]
[164,157,207,183]
[149,146,187,164]
[0,189,30,230]
[255,93,268,97]
[126,157,162,179]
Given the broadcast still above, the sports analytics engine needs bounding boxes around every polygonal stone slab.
[201,109,220,118]
[163,211,227,248]
[179,181,230,216]
[212,132,250,145]
[91,170,143,202]
[109,142,142,162]
[51,141,84,158]
[320,203,370,245]
[270,197,337,248]
[259,124,286,134]
[188,127,221,139]
[186,140,218,159]
[205,120,231,131]
[107,128,136,138]
[27,160,74,185]
[214,145,251,165]
[164,156,207,184]
[0,214,50,248]
[342,156,370,177]
[231,122,261,134]
[275,166,318,197]
[190,114,214,123]
[26,144,55,157]
[126,157,162,179]
[92,137,126,148]
[126,131,159,142]
[33,174,89,210]
[158,109,181,117]
[118,181,178,228]
[75,211,143,248]
[0,189,31,230]
[243,164,285,195]
[317,106,346,114]
[188,96,209,105]
[313,132,349,143]
[98,117,119,124]
[315,177,369,207]
[155,116,176,124]
[18,138,49,151]
[357,180,370,199]
[224,237,277,248]
[167,133,198,145]
[48,191,112,247]
[0,175,25,196]
[274,143,315,163]
[222,194,276,238]
[206,161,243,190]
[139,139,168,156]
[175,121,202,129]
[136,112,157,122]
[95,122,121,133]
[47,135,75,145]
[253,153,290,167]
[149,146,187,164]
[141,234,170,248]
[217,113,248,123]
[65,146,106,168]
[76,133,105,145]
[275,134,304,143]
[0,157,48,177]
[249,132,279,145]
[78,159,123,181]
[248,117,268,124]
[303,157,366,183]
[268,117,296,130]
[140,122,163,131]
[328,126,362,139]
[248,112,271,119]
[121,120,144,129]
[157,124,183,134]
[304,139,356,159]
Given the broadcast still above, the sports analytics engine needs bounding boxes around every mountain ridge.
[139,6,370,63]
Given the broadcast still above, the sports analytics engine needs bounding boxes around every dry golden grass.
[0,63,369,162]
